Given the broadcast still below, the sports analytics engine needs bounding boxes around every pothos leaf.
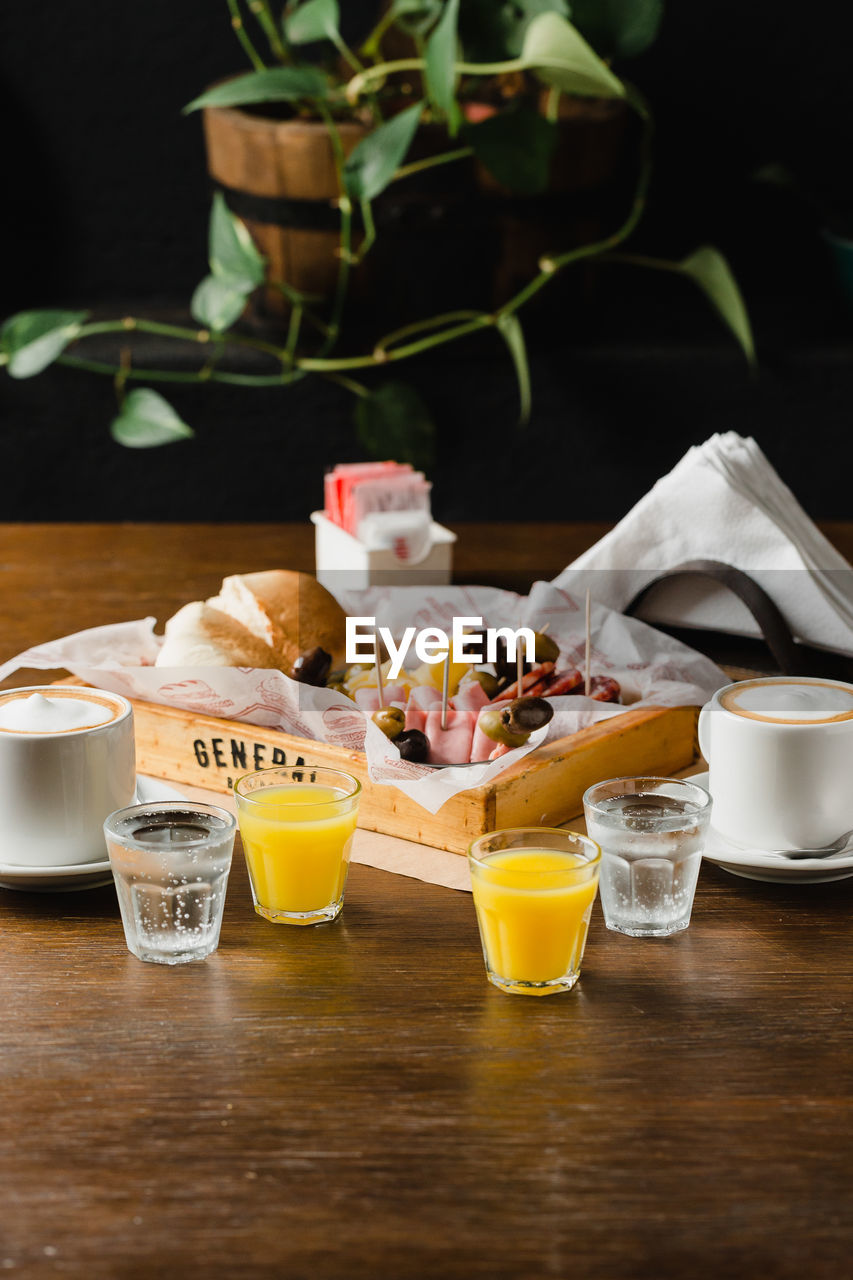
[569,0,664,61]
[425,0,462,134]
[459,0,570,62]
[392,0,443,36]
[680,246,755,365]
[354,382,436,472]
[190,275,250,332]
[284,0,341,45]
[343,101,424,202]
[110,389,194,449]
[519,12,626,98]
[463,105,557,196]
[1,309,89,379]
[496,313,532,422]
[184,67,329,114]
[208,192,265,289]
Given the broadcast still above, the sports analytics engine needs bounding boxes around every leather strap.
[625,559,806,675]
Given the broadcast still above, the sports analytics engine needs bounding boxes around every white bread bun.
[155,601,287,670]
[209,570,347,669]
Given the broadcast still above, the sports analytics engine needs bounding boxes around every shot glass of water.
[104,800,237,965]
[583,777,712,938]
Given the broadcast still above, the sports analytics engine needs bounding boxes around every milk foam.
[0,693,113,733]
[727,680,853,723]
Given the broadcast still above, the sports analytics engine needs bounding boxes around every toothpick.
[517,642,524,697]
[374,630,384,709]
[584,589,591,697]
[440,653,450,732]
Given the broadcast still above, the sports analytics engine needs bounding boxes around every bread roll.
[209,570,347,669]
[155,602,287,670]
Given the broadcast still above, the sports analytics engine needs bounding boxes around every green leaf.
[354,382,436,472]
[496,314,532,421]
[460,0,570,62]
[284,0,340,45]
[464,105,557,196]
[569,0,664,61]
[679,246,755,366]
[519,12,626,98]
[191,275,250,332]
[110,389,194,449]
[425,0,462,134]
[208,192,265,289]
[0,309,89,379]
[184,67,329,113]
[392,0,443,35]
[343,101,424,202]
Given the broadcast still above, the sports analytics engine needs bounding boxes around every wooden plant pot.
[202,104,366,319]
[201,94,632,325]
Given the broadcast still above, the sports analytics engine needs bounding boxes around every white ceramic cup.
[0,686,136,867]
[698,676,853,851]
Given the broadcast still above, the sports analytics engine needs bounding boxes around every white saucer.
[0,776,187,893]
[692,771,853,884]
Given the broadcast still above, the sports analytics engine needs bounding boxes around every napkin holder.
[626,560,853,681]
[311,510,456,591]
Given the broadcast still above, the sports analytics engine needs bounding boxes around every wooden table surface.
[0,523,851,1279]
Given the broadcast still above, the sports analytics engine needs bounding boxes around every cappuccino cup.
[698,677,853,851]
[0,686,136,867]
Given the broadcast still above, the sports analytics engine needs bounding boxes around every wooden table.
[0,524,851,1279]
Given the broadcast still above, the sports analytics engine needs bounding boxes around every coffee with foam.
[0,688,123,734]
[719,678,853,725]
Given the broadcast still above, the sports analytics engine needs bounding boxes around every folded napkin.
[554,433,853,657]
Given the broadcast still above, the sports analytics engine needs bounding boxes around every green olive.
[504,696,554,735]
[372,706,405,740]
[533,631,560,664]
[463,669,500,700]
[478,707,529,748]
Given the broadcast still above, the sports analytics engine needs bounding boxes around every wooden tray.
[121,693,698,855]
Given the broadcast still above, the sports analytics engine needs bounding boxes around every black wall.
[2,1,853,522]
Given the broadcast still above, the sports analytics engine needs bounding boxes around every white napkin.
[554,432,853,657]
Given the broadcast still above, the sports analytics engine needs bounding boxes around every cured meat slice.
[353,684,408,712]
[452,680,490,715]
[425,704,475,766]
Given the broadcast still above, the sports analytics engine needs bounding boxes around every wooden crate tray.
[121,693,699,855]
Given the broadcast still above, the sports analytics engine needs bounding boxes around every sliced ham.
[404,684,441,733]
[353,684,407,712]
[452,680,490,715]
[425,704,475,766]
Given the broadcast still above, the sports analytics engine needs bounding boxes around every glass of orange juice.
[468,828,601,996]
[234,766,361,926]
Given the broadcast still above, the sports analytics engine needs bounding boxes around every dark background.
[2,0,853,523]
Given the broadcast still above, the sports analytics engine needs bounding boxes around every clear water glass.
[583,777,712,938]
[104,800,236,965]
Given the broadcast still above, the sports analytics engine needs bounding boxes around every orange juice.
[470,849,599,993]
[237,784,359,923]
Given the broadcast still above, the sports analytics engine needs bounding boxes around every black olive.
[395,729,429,762]
[504,696,554,734]
[290,646,332,686]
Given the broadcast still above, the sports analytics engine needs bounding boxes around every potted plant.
[0,0,754,469]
